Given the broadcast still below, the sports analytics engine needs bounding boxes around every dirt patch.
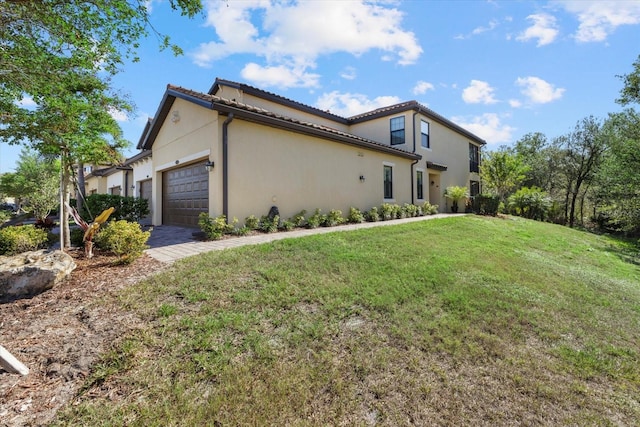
[0,249,167,427]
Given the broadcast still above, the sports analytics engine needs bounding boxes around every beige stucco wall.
[224,119,414,222]
[131,156,153,194]
[84,175,106,195]
[150,97,219,225]
[351,112,482,211]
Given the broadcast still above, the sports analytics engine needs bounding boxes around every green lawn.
[55,216,640,426]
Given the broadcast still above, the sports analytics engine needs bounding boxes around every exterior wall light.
[204,160,215,172]
[359,175,365,182]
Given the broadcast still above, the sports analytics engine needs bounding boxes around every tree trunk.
[77,162,85,215]
[60,154,71,249]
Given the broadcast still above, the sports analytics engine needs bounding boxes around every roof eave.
[213,103,421,161]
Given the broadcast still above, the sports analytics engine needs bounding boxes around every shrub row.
[75,194,149,222]
[198,202,440,241]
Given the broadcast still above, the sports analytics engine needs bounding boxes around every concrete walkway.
[145,214,454,263]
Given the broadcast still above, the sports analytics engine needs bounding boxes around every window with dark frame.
[390,116,405,145]
[384,165,393,199]
[421,121,430,149]
[417,170,424,199]
[469,143,480,173]
[470,180,480,197]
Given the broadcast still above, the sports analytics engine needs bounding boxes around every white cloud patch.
[455,19,499,39]
[108,107,129,122]
[413,81,435,95]
[558,0,640,42]
[452,113,515,145]
[462,80,498,104]
[517,13,559,46]
[509,99,523,108]
[315,91,402,117]
[192,0,422,88]
[516,76,565,104]
[340,66,357,80]
[241,63,320,89]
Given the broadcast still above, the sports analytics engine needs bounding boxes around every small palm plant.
[67,204,115,258]
[444,185,469,213]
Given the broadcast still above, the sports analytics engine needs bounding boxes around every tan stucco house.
[137,78,485,227]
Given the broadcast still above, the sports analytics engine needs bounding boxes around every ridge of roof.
[210,78,349,123]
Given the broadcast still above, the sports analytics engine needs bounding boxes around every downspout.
[124,170,129,197]
[222,113,234,220]
[410,111,419,204]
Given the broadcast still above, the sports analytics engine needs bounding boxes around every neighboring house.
[137,78,485,227]
[83,150,152,199]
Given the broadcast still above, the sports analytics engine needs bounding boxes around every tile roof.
[162,85,420,160]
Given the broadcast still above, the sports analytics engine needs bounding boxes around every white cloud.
[516,76,565,104]
[108,107,129,122]
[557,0,640,42]
[517,13,559,46]
[509,99,523,108]
[472,19,499,35]
[455,19,499,39]
[241,63,320,89]
[413,81,435,95]
[452,113,515,145]
[192,0,422,88]
[340,66,357,80]
[315,91,401,117]
[462,80,498,104]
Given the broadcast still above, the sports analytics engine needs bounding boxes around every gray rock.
[0,250,76,300]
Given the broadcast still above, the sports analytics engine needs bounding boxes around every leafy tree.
[1,0,204,246]
[617,54,640,106]
[555,116,608,228]
[479,148,529,202]
[594,110,640,234]
[0,149,60,221]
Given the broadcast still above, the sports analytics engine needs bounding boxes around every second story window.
[469,143,480,173]
[390,116,405,145]
[421,121,430,149]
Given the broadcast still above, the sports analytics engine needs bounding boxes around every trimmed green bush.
[279,220,295,231]
[244,215,259,230]
[347,207,365,224]
[70,227,85,246]
[259,215,280,233]
[366,206,380,222]
[306,209,325,229]
[422,201,439,215]
[471,194,500,216]
[290,210,307,228]
[95,220,150,264]
[0,225,49,255]
[199,213,237,240]
[324,209,345,227]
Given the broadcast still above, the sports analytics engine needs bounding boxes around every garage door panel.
[162,163,209,227]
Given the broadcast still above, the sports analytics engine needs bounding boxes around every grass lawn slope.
[55,216,640,426]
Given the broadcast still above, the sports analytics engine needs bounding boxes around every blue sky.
[2,0,639,173]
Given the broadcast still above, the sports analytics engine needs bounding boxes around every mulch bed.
[0,249,167,427]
